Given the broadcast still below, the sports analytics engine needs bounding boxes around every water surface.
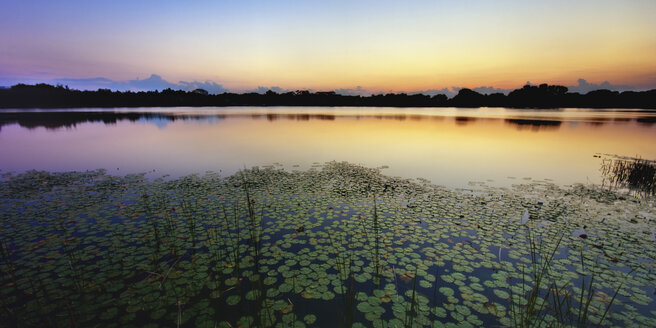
[1,107,655,188]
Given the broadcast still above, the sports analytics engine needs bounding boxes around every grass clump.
[508,229,639,328]
[601,157,656,197]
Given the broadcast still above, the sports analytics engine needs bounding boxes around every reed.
[404,268,418,328]
[327,229,359,328]
[372,197,382,280]
[601,157,656,197]
[509,229,637,327]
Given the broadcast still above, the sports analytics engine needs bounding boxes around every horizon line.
[0,74,649,99]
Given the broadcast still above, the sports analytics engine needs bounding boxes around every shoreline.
[2,83,656,109]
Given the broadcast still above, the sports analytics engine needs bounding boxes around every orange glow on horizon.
[3,1,655,92]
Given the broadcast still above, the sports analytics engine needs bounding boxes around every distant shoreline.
[2,109,655,131]
[1,83,655,109]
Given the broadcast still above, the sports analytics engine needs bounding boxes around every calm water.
[1,107,655,188]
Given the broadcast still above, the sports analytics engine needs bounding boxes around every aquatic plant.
[507,227,642,328]
[601,156,656,197]
[0,162,654,327]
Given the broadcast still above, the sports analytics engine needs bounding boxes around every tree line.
[0,83,654,109]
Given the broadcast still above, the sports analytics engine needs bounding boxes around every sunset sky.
[1,0,655,93]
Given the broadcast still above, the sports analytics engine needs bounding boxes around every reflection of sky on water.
[0,107,655,188]
[138,117,170,129]
[136,115,226,129]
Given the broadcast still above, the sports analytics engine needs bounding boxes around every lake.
[1,107,655,327]
[1,107,656,188]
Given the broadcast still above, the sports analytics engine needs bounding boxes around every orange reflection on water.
[1,109,655,188]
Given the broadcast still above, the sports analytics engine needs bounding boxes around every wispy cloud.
[469,86,514,95]
[53,74,229,94]
[567,78,635,94]
[334,86,375,96]
[409,86,514,98]
[407,88,454,97]
[0,74,229,94]
[245,86,292,94]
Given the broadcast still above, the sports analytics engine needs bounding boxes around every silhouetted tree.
[449,89,485,107]
[506,84,569,108]
[0,83,654,109]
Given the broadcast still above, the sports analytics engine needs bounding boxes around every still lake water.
[1,107,656,327]
[1,107,655,188]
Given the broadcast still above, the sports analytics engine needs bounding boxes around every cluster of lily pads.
[0,162,655,327]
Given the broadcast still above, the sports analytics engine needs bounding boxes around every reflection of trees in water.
[504,119,562,131]
[637,117,656,125]
[454,116,476,125]
[1,111,655,132]
[0,112,215,130]
[1,111,432,130]
[601,157,656,197]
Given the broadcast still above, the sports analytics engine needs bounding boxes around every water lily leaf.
[226,295,240,306]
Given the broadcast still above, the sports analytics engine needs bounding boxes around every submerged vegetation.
[1,162,655,327]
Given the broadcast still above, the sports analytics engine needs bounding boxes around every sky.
[1,0,655,94]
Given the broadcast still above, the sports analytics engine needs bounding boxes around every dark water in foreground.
[1,107,655,188]
[1,163,654,327]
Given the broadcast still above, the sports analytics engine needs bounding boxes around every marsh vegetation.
[1,162,655,327]
[601,156,656,198]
